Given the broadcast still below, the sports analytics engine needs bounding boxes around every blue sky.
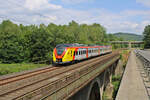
[0,0,150,34]
[52,0,149,11]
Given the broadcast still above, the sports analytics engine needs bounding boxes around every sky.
[0,0,150,34]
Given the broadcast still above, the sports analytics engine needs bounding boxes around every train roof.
[56,43,111,48]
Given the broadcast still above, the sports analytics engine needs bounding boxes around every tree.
[143,25,150,48]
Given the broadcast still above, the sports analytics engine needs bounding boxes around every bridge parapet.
[135,50,150,80]
[116,51,149,100]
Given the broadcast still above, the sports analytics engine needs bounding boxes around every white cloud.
[121,10,150,16]
[61,0,94,4]
[136,0,150,7]
[24,0,62,10]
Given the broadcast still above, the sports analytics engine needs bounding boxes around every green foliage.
[143,25,150,49]
[102,92,109,100]
[112,75,121,99]
[112,75,121,81]
[114,32,143,41]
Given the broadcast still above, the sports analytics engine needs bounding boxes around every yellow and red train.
[53,44,112,64]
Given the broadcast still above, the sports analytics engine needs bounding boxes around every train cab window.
[70,50,72,56]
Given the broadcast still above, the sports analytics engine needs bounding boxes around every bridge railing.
[135,50,150,80]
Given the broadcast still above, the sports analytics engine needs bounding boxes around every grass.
[112,75,121,99]
[120,50,130,67]
[0,63,46,75]
[102,92,109,100]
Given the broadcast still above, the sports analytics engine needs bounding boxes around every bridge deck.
[116,51,149,100]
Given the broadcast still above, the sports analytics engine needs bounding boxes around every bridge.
[111,41,144,48]
[0,49,149,100]
[0,52,120,100]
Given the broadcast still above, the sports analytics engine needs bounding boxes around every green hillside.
[113,32,143,41]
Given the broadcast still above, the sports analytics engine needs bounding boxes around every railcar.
[53,44,112,64]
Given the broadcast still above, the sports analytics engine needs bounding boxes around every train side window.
[74,51,76,56]
[76,51,77,55]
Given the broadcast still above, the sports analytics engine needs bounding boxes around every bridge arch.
[104,69,111,88]
[87,78,101,100]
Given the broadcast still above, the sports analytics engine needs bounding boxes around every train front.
[53,44,66,64]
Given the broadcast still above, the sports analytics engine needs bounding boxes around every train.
[53,43,112,64]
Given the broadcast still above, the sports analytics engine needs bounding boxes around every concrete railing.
[135,50,150,80]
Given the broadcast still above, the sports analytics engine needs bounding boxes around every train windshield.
[56,48,65,55]
[56,44,70,55]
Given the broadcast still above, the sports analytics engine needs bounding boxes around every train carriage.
[53,44,112,64]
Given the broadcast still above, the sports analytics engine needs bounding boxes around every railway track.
[0,66,59,86]
[0,52,118,100]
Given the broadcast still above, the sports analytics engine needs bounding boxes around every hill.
[113,32,143,41]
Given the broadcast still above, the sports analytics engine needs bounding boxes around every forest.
[0,20,124,64]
